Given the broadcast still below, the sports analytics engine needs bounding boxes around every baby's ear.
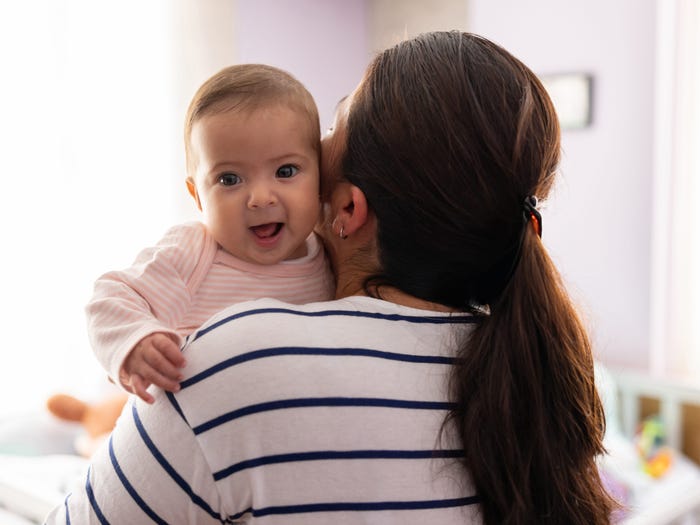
[186,178,202,211]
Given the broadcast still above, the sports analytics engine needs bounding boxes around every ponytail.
[446,229,618,524]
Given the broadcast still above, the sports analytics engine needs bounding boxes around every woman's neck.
[338,282,457,313]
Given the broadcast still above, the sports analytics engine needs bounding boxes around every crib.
[601,365,700,524]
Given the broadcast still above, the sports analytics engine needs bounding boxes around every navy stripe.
[64,493,71,525]
[131,404,224,523]
[214,448,463,481]
[182,346,456,389]
[230,495,480,520]
[166,391,188,422]
[192,307,477,342]
[108,436,168,524]
[193,397,457,435]
[85,467,109,525]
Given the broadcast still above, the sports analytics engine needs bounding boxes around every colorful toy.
[634,415,673,478]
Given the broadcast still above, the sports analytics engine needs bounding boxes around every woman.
[46,32,615,524]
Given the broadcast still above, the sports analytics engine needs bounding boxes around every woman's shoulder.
[183,296,476,359]
[178,298,352,394]
[185,297,350,345]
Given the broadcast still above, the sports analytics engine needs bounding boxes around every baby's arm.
[87,223,208,395]
[120,332,186,403]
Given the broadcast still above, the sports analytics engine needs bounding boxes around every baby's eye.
[276,165,299,179]
[218,173,241,186]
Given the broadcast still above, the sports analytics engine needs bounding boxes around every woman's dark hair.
[344,31,616,524]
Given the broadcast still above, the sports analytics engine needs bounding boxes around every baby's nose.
[247,183,277,209]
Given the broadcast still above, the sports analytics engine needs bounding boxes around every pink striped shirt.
[86,221,335,384]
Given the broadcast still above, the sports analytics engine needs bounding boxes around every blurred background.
[1,1,700,523]
[0,0,698,460]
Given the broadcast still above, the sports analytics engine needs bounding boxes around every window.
[0,1,184,416]
[650,0,700,378]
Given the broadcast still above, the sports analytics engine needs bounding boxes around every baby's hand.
[120,333,186,404]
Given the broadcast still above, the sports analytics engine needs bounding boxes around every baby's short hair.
[184,64,320,176]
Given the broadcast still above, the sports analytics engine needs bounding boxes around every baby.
[86,64,335,403]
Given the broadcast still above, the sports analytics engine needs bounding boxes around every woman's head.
[322,32,616,523]
[323,31,560,308]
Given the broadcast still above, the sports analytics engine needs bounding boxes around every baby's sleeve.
[85,222,209,385]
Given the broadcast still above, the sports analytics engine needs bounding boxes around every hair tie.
[523,196,542,237]
[472,196,543,303]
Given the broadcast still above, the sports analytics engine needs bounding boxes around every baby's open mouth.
[250,223,283,239]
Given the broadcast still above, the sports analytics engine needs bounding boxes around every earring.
[332,218,348,239]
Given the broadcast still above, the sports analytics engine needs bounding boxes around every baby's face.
[187,105,320,265]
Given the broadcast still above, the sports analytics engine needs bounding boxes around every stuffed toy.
[46,392,128,457]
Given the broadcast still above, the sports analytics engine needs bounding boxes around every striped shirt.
[86,221,335,384]
[46,297,483,524]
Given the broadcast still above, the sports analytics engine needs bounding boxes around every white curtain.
[0,0,363,419]
[651,0,700,378]
[0,1,234,417]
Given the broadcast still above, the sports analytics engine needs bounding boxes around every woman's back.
[167,297,482,524]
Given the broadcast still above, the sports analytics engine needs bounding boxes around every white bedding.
[0,453,88,524]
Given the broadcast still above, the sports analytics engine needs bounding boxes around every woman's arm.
[44,391,225,524]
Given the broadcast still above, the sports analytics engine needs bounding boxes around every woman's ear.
[186,178,202,211]
[331,183,370,238]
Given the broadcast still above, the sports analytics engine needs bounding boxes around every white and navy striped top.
[46,296,483,524]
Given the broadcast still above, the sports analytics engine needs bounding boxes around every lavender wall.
[230,0,656,368]
[468,0,657,368]
[234,0,369,131]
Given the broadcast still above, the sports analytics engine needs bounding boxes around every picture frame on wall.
[540,73,594,129]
